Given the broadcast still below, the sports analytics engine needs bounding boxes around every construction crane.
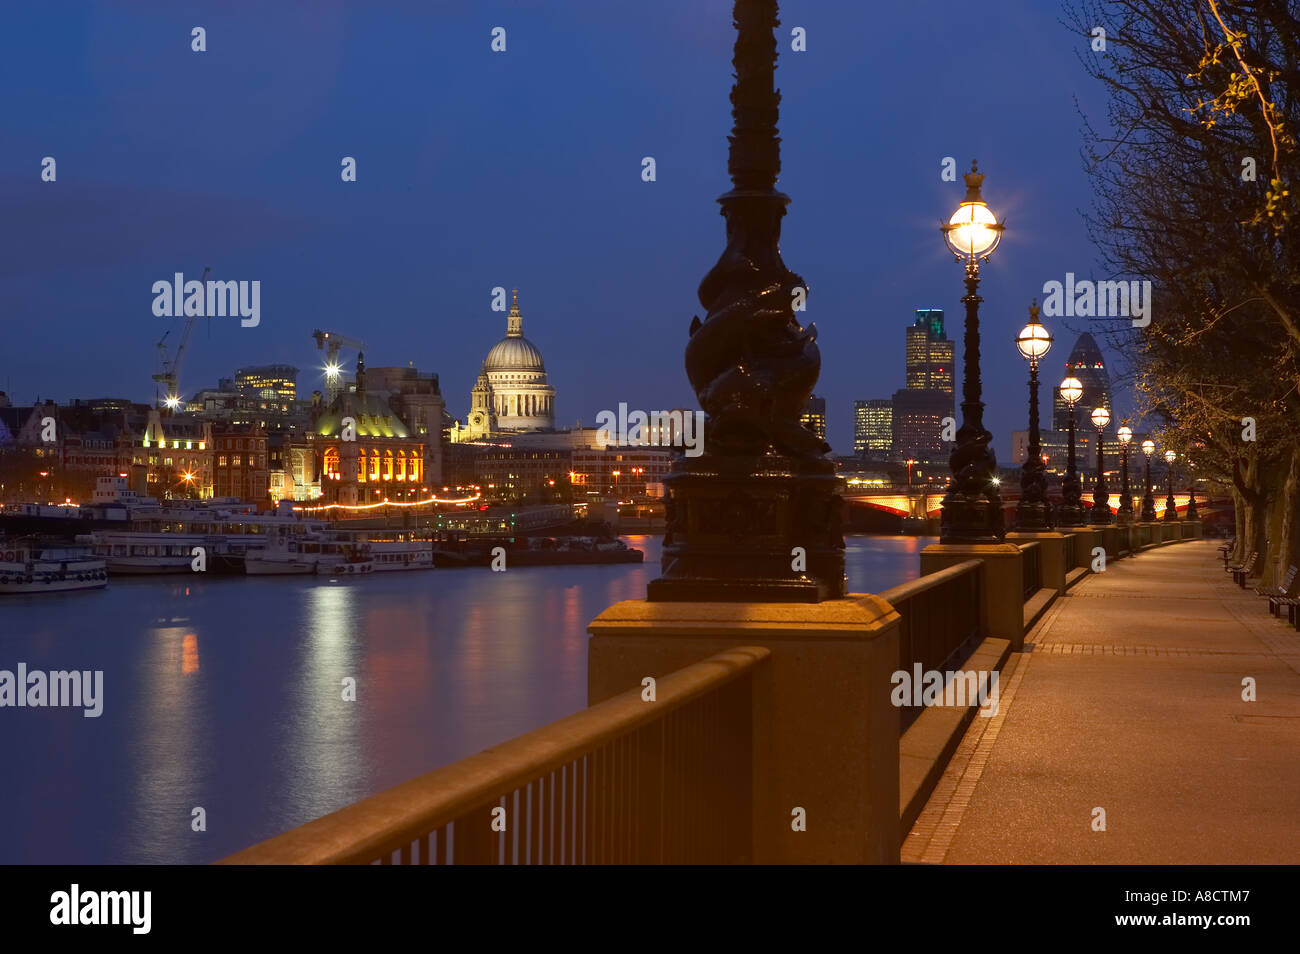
[312,329,366,403]
[153,265,210,411]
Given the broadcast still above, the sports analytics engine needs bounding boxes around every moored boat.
[0,540,108,595]
[245,528,374,576]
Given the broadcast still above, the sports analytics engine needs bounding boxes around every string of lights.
[293,493,481,513]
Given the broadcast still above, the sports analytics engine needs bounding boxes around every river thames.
[0,534,932,864]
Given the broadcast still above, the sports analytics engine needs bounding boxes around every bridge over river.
[843,486,1222,534]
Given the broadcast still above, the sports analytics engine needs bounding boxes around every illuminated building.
[800,395,826,441]
[451,291,556,441]
[1052,333,1112,431]
[1012,428,1144,478]
[891,388,949,464]
[571,447,675,498]
[891,309,953,463]
[473,450,572,504]
[212,423,269,501]
[235,365,298,413]
[309,354,428,505]
[854,399,892,459]
[905,309,955,396]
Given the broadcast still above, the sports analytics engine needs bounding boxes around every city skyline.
[2,1,1133,462]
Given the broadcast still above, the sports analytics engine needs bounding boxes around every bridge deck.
[904,539,1300,863]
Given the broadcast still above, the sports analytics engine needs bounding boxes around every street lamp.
[938,160,1007,543]
[1014,300,1053,531]
[1116,425,1134,524]
[1140,439,1157,521]
[1057,377,1085,526]
[647,0,845,602]
[1090,406,1113,525]
[1163,449,1179,521]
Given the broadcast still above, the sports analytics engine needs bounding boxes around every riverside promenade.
[904,538,1300,864]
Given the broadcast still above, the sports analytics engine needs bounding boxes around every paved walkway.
[903,539,1300,864]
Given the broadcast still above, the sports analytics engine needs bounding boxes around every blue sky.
[0,0,1124,460]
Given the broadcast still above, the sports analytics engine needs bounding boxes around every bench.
[1257,564,1300,616]
[1218,541,1235,568]
[1231,551,1259,587]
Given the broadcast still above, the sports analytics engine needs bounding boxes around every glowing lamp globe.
[941,161,1004,259]
[1141,439,1155,457]
[1091,407,1111,429]
[1059,377,1083,405]
[945,203,1001,257]
[1017,321,1053,360]
[1117,426,1133,444]
[1164,450,1176,464]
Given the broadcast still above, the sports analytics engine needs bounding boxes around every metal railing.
[221,646,769,865]
[1062,531,1077,570]
[1019,541,1042,600]
[878,560,983,732]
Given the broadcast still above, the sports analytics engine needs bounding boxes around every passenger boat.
[0,540,108,595]
[244,528,374,576]
[83,501,313,575]
[339,531,435,572]
[368,541,434,571]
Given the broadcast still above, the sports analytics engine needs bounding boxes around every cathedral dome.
[483,335,546,372]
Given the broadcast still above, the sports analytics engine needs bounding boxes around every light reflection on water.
[0,533,928,863]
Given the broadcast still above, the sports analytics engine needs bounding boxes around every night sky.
[0,0,1124,461]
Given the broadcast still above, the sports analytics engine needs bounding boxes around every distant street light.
[1140,439,1157,521]
[1163,449,1179,522]
[1057,377,1085,526]
[1090,406,1113,525]
[1116,425,1134,525]
[1014,300,1053,531]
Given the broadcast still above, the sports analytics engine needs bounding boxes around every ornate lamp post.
[1089,406,1113,525]
[1140,439,1157,521]
[938,161,1006,543]
[1116,425,1134,525]
[648,0,844,602]
[1186,473,1200,520]
[1057,376,1085,526]
[1163,449,1179,521]
[1014,300,1053,530]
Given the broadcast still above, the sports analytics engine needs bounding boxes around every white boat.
[368,541,434,571]
[84,502,315,575]
[245,528,374,576]
[0,541,108,595]
[84,532,204,574]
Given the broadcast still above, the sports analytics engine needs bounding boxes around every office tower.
[893,309,954,462]
[854,399,892,458]
[1052,332,1112,431]
[235,365,298,413]
[801,394,826,441]
[892,387,950,463]
[905,309,955,398]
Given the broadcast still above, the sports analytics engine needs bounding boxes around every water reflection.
[0,533,925,863]
[126,623,203,864]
